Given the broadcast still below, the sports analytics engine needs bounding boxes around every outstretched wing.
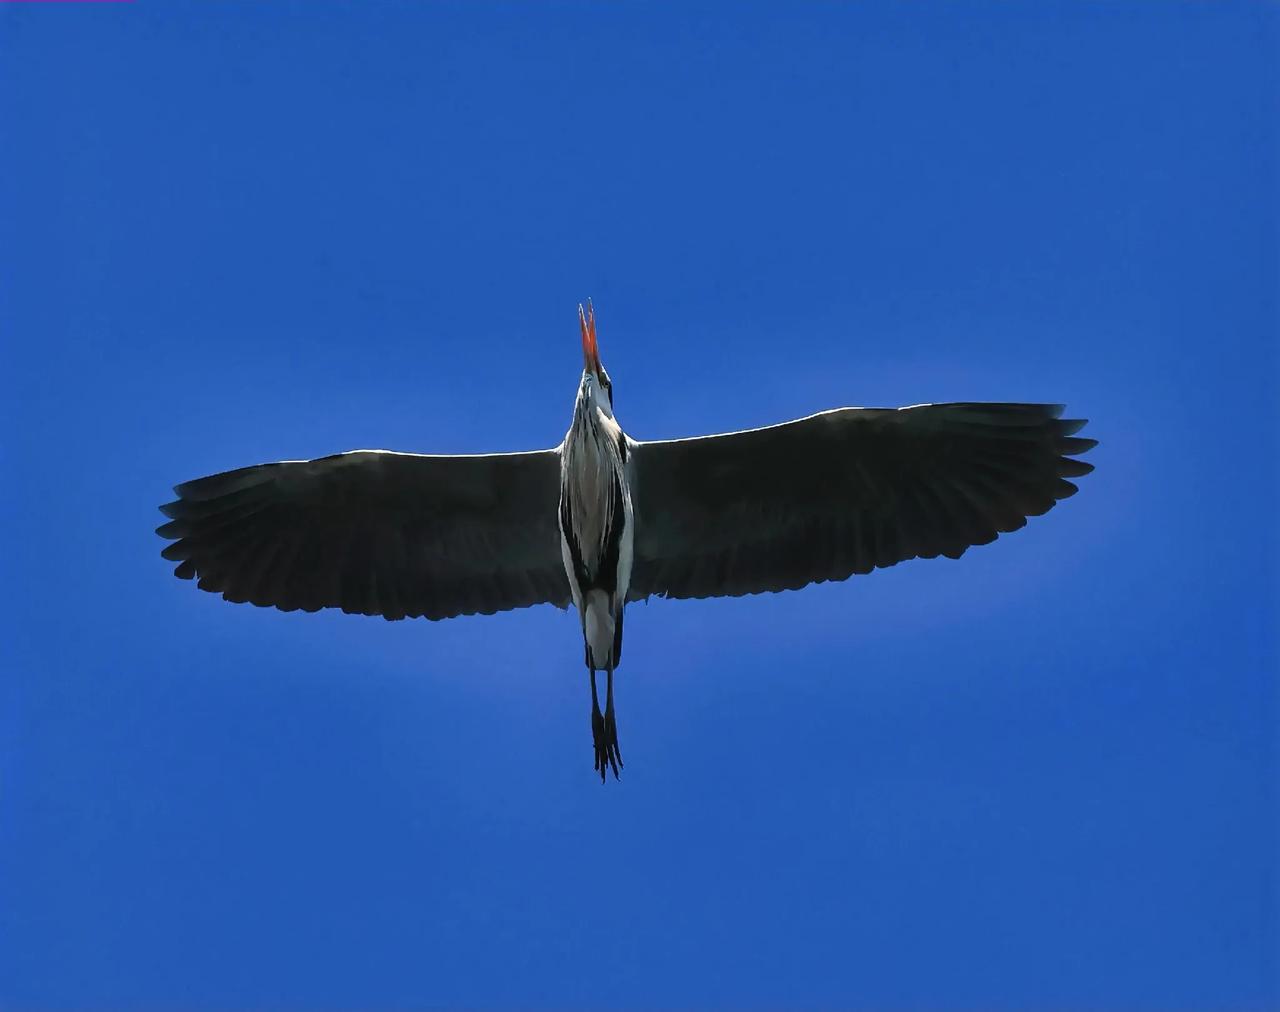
[157,448,571,620]
[627,402,1096,601]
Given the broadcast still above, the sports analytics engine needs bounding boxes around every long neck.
[567,382,622,458]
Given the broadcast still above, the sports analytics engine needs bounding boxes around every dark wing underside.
[157,448,571,621]
[627,402,1096,602]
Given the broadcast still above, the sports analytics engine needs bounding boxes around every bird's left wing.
[626,402,1096,602]
[158,448,571,620]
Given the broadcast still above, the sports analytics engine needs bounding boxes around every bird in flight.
[158,304,1096,782]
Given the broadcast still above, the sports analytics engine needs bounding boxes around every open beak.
[579,301,601,376]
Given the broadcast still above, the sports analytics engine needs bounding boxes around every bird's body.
[158,303,1097,781]
[559,375,632,668]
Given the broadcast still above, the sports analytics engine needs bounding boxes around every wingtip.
[1058,457,1095,478]
[1060,436,1098,455]
[155,518,182,538]
[160,541,190,562]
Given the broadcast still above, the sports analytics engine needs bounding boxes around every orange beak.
[579,300,601,375]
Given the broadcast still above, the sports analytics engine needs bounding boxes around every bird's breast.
[559,416,634,604]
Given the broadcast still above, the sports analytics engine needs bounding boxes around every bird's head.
[578,300,614,416]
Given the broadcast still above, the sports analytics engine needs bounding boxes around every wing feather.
[627,402,1096,601]
[158,448,571,620]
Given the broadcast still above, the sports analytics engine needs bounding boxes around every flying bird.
[158,304,1097,781]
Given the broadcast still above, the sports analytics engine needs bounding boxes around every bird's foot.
[591,705,622,782]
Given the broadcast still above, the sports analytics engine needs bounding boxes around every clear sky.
[2,3,1276,1009]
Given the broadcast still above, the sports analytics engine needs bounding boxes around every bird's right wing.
[626,402,1096,602]
[158,448,571,620]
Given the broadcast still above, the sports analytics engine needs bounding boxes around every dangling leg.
[603,665,623,776]
[589,666,608,783]
[583,595,622,782]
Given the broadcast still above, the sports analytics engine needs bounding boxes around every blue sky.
[1,2,1276,1008]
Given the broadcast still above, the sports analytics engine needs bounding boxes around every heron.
[157,303,1096,781]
